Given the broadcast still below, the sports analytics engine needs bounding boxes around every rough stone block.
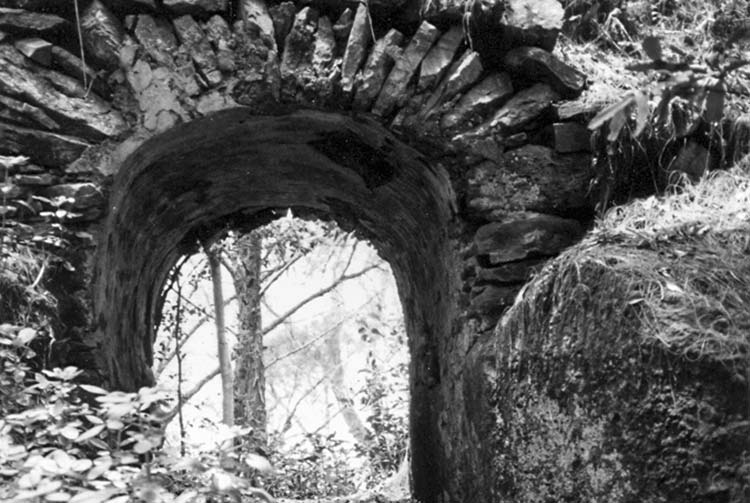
[163,0,228,16]
[352,28,404,111]
[312,16,335,70]
[0,8,68,39]
[0,45,126,139]
[80,0,126,70]
[0,93,60,131]
[134,14,178,68]
[12,172,56,185]
[14,37,51,65]
[239,0,276,50]
[0,122,89,166]
[475,259,545,284]
[332,8,354,47]
[43,183,104,209]
[466,145,594,218]
[372,21,440,117]
[280,7,317,80]
[474,212,583,264]
[173,14,222,86]
[269,1,295,51]
[470,284,520,316]
[440,72,513,132]
[460,83,559,141]
[418,25,463,92]
[340,3,371,92]
[440,49,483,101]
[503,46,586,98]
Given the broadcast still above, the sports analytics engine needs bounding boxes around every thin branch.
[163,366,220,424]
[261,263,380,336]
[265,317,348,369]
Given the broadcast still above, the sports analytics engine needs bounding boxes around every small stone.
[340,3,371,92]
[553,122,591,153]
[239,0,276,50]
[332,8,354,47]
[474,213,583,264]
[503,46,586,98]
[43,183,103,208]
[268,1,295,50]
[134,14,179,68]
[0,94,60,130]
[0,8,68,39]
[13,173,57,185]
[475,260,545,284]
[203,14,231,49]
[14,37,51,65]
[373,21,440,117]
[80,0,126,70]
[418,26,463,92]
[163,0,228,16]
[173,15,222,86]
[352,28,404,111]
[280,7,317,80]
[440,72,513,132]
[554,100,600,121]
[0,122,89,166]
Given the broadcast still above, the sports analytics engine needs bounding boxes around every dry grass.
[509,163,750,379]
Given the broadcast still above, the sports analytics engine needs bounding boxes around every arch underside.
[93,108,456,502]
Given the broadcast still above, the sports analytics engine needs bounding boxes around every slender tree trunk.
[232,231,267,446]
[207,246,234,426]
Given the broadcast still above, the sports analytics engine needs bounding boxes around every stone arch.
[92,107,456,503]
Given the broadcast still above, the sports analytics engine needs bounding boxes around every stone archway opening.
[92,108,456,503]
[152,215,411,498]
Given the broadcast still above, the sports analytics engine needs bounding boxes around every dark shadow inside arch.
[91,108,456,503]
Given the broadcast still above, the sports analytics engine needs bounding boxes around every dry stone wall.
[0,1,625,502]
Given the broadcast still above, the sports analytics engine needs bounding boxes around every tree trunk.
[207,246,234,426]
[232,231,267,446]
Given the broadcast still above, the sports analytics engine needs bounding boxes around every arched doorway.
[91,108,456,503]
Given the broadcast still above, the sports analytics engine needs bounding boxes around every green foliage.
[0,324,274,503]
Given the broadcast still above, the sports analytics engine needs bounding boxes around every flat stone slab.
[503,46,586,98]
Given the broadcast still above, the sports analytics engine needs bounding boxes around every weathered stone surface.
[268,1,295,51]
[418,26,463,91]
[127,63,189,131]
[352,28,403,111]
[43,183,104,209]
[340,4,371,92]
[163,0,227,16]
[14,37,50,65]
[12,172,55,185]
[134,14,178,68]
[0,121,89,165]
[0,8,68,39]
[504,46,586,98]
[80,1,125,70]
[203,14,231,48]
[312,16,335,70]
[553,122,590,153]
[280,7,317,80]
[474,213,582,264]
[373,21,440,117]
[0,93,60,130]
[239,0,275,50]
[459,83,559,141]
[554,100,600,121]
[476,259,544,284]
[467,145,594,218]
[499,0,563,50]
[440,72,513,132]
[173,15,222,86]
[0,1,71,14]
[50,46,111,98]
[0,45,126,139]
[470,284,519,316]
[332,8,354,47]
[440,50,483,101]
